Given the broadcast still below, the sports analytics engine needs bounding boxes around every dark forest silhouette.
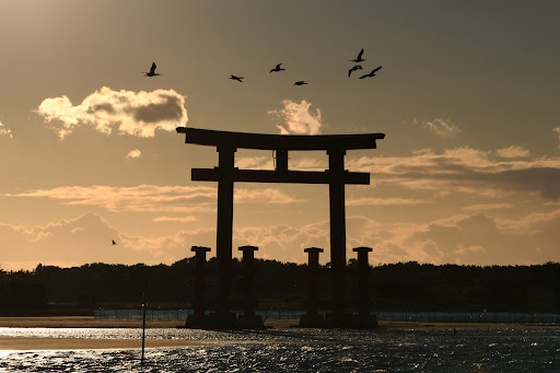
[0,259,558,316]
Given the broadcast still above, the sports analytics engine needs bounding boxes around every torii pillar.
[328,148,347,317]
[215,145,236,316]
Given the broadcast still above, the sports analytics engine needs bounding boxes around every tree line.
[0,258,558,315]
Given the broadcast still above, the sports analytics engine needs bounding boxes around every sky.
[1,1,560,270]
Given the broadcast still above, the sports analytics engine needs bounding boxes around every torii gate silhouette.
[176,127,384,323]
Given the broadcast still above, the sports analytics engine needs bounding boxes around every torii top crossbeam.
[176,127,385,151]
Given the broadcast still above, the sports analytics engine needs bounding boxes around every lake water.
[0,326,559,372]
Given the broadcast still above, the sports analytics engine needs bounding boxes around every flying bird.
[359,66,382,79]
[269,63,285,73]
[348,65,363,77]
[143,62,160,77]
[229,74,244,82]
[111,240,117,245]
[349,48,365,63]
[294,81,308,86]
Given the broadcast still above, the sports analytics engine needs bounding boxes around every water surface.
[0,326,558,372]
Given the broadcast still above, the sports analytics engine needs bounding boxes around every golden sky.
[1,1,559,270]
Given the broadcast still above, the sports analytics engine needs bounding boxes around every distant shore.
[0,315,553,329]
[0,316,555,351]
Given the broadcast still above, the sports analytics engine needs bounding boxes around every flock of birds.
[143,48,382,85]
[135,50,381,246]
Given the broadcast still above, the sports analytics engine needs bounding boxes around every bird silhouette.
[111,240,117,245]
[349,48,365,63]
[348,65,363,77]
[294,81,308,86]
[359,66,382,79]
[229,74,244,82]
[269,63,285,73]
[143,62,160,77]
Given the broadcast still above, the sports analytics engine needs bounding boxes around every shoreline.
[0,316,556,351]
[0,316,554,329]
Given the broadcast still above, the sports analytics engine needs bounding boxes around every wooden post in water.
[141,283,147,364]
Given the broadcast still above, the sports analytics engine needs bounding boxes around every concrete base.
[184,313,264,329]
[325,313,378,329]
[184,314,208,329]
[237,314,264,329]
[184,312,237,329]
[299,314,326,328]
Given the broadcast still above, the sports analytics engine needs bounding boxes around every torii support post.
[239,245,258,317]
[353,246,373,317]
[185,246,210,328]
[237,245,263,328]
[349,246,377,328]
[192,246,211,316]
[300,247,325,327]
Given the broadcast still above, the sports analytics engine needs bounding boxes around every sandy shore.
[0,316,205,350]
[0,336,204,351]
[0,316,551,351]
[0,316,183,329]
[0,316,543,330]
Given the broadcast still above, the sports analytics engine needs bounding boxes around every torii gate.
[176,127,384,320]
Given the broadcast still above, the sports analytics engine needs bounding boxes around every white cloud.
[5,184,300,213]
[152,216,197,223]
[234,188,301,204]
[413,118,461,137]
[235,156,272,169]
[3,206,560,270]
[7,185,216,213]
[36,87,188,139]
[0,121,13,139]
[126,149,142,158]
[554,127,560,148]
[347,197,432,206]
[496,145,530,158]
[0,213,204,270]
[0,213,128,270]
[462,203,513,211]
[348,147,560,200]
[268,99,323,135]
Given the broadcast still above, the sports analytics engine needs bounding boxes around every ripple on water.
[0,327,558,372]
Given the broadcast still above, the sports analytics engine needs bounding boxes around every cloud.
[152,216,197,223]
[234,221,330,263]
[268,99,323,135]
[345,210,560,266]
[126,149,142,158]
[348,147,560,200]
[0,121,13,139]
[413,118,461,137]
[3,206,560,270]
[554,127,560,148]
[496,145,530,158]
[347,197,432,206]
[36,87,188,139]
[7,185,216,213]
[462,203,513,212]
[0,213,128,270]
[235,156,272,170]
[230,210,560,266]
[5,184,300,213]
[0,213,206,270]
[234,188,301,204]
